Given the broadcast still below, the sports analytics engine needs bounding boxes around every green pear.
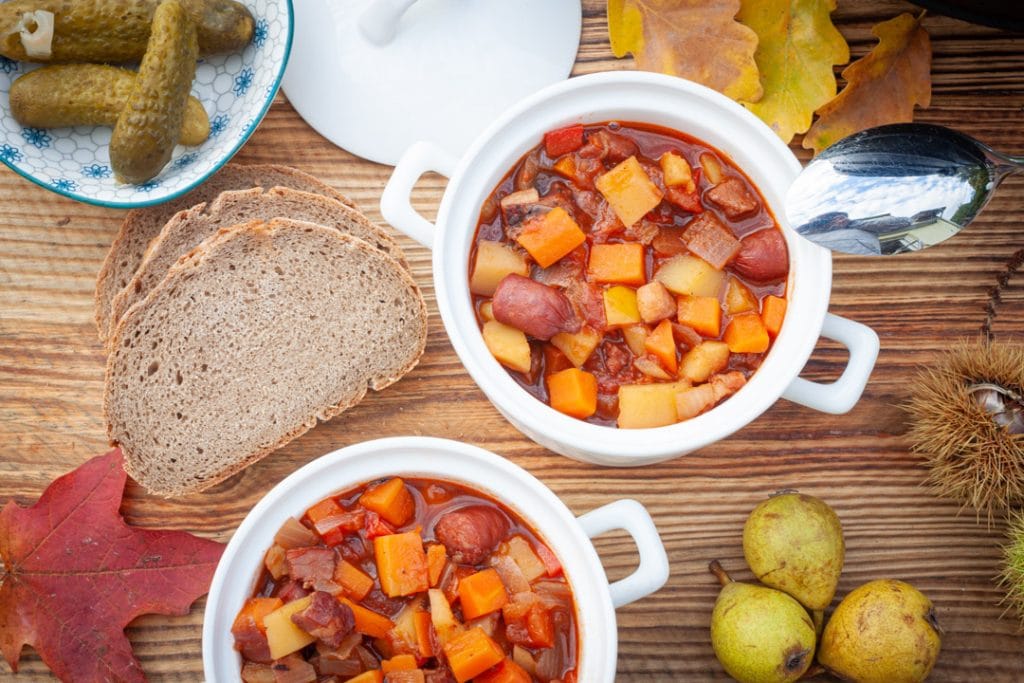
[709,560,816,683]
[818,579,942,683]
[743,492,844,611]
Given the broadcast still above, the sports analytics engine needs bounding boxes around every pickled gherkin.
[110,0,197,184]
[0,0,252,63]
[11,64,209,145]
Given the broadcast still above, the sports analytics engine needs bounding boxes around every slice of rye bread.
[95,164,357,341]
[106,186,407,342]
[104,218,427,497]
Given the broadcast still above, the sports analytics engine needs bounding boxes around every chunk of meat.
[533,247,585,288]
[706,177,759,219]
[590,200,625,242]
[233,620,272,663]
[423,669,458,683]
[731,229,789,284]
[682,212,741,269]
[290,591,355,649]
[493,274,580,340]
[603,342,631,376]
[515,150,541,191]
[626,219,660,245]
[565,280,607,330]
[285,547,337,589]
[578,129,639,163]
[652,227,689,256]
[434,505,511,565]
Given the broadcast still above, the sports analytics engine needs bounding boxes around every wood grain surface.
[3,1,1024,680]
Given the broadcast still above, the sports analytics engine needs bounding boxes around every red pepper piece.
[544,124,585,158]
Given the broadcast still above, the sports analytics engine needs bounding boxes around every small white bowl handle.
[380,141,459,249]
[781,312,880,415]
[576,499,670,609]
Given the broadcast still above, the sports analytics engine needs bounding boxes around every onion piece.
[274,517,318,549]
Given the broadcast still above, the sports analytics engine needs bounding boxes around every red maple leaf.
[0,449,224,681]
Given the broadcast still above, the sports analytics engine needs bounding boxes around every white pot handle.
[380,141,459,249]
[577,499,669,609]
[781,312,879,415]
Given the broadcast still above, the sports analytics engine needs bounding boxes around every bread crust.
[104,218,427,497]
[106,186,406,341]
[94,164,357,341]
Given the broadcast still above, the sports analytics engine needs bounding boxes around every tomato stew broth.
[232,477,579,683]
[469,122,789,428]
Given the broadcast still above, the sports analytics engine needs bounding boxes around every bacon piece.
[682,212,741,269]
[706,177,759,219]
[290,591,355,649]
[285,547,337,589]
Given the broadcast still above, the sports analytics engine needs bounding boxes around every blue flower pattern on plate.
[0,0,291,208]
[210,114,231,138]
[254,19,269,48]
[173,152,199,168]
[81,163,111,179]
[0,144,22,163]
[233,67,254,97]
[21,128,51,149]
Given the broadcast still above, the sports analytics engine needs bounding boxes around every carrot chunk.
[677,295,721,338]
[644,319,678,374]
[359,477,415,527]
[426,543,448,587]
[724,312,770,353]
[515,207,586,268]
[458,568,510,620]
[304,497,343,526]
[587,243,646,286]
[443,627,506,683]
[761,295,787,339]
[474,658,532,683]
[381,653,418,673]
[546,368,598,419]
[339,597,395,639]
[374,531,429,597]
[413,610,435,658]
[232,596,283,633]
[334,559,374,601]
[344,672,384,683]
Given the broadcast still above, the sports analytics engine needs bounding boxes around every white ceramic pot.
[202,436,669,682]
[381,71,880,466]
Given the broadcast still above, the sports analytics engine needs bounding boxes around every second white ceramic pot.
[381,71,880,466]
[202,437,670,682]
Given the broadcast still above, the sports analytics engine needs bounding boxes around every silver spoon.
[786,123,1023,256]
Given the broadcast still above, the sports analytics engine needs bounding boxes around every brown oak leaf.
[608,0,762,102]
[0,449,224,681]
[803,12,931,153]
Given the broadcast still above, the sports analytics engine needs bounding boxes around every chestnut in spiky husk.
[999,511,1024,627]
[904,338,1024,518]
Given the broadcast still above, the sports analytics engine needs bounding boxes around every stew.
[232,477,579,683]
[469,121,789,428]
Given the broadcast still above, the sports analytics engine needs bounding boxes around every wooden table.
[3,1,1024,680]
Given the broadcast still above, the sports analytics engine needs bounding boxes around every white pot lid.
[282,0,582,165]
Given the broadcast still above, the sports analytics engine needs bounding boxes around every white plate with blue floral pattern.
[0,0,292,208]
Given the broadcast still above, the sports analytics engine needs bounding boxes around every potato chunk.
[482,321,531,373]
[680,341,730,383]
[471,241,529,296]
[654,254,725,298]
[595,156,664,228]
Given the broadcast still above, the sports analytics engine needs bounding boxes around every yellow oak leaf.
[608,0,762,103]
[804,12,931,153]
[738,0,849,143]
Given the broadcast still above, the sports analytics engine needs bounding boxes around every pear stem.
[812,609,825,636]
[708,560,732,586]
